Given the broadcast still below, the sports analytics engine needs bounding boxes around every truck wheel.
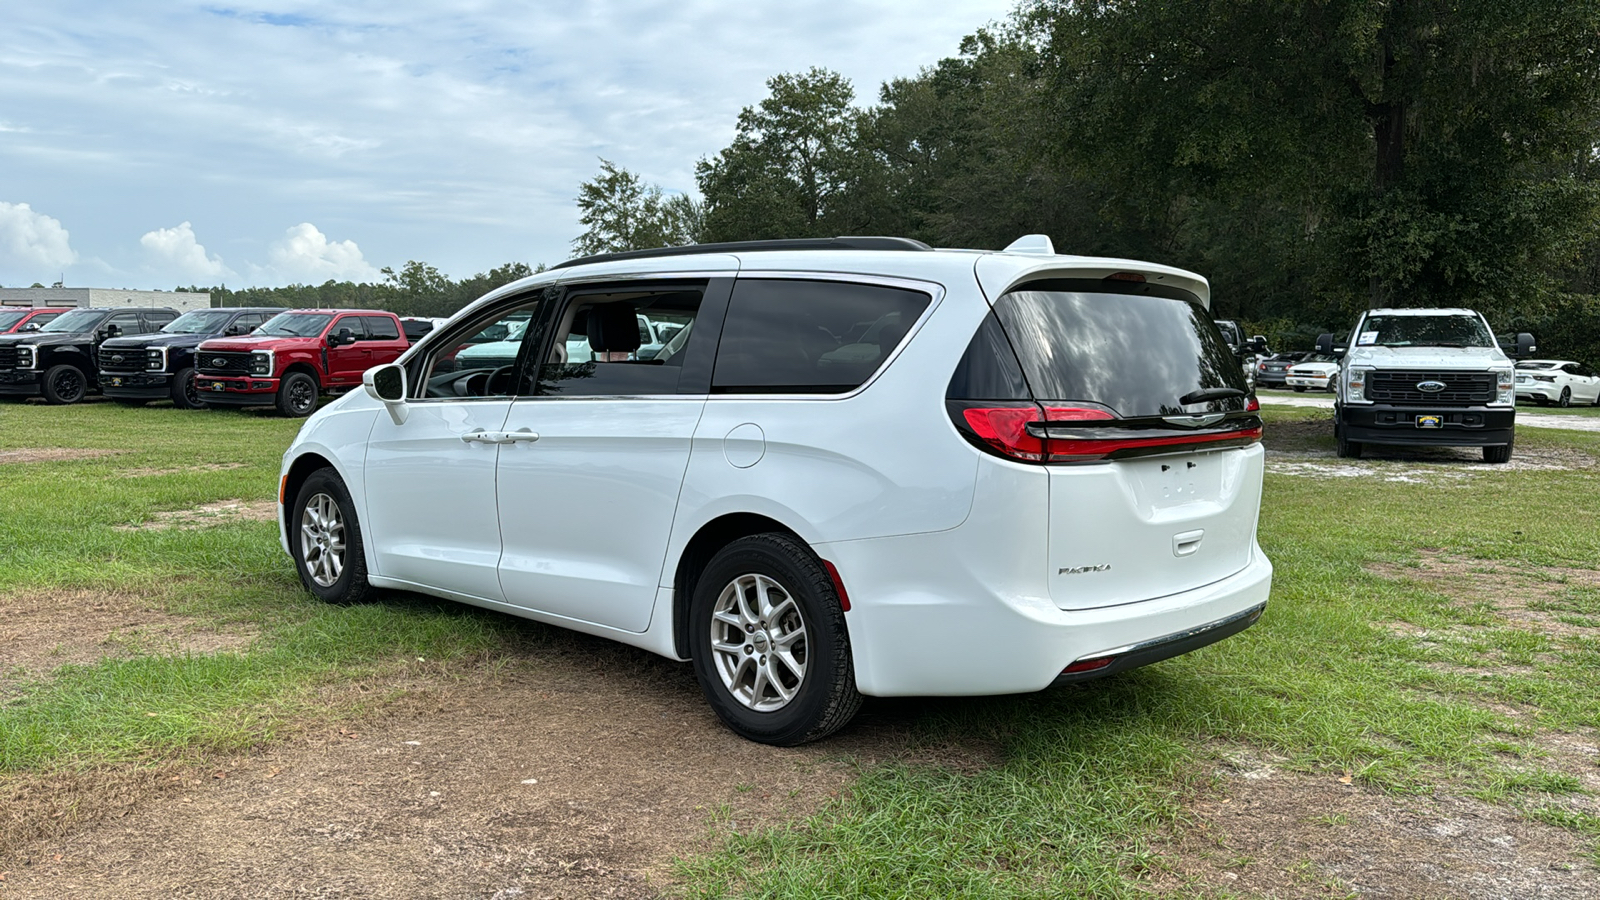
[688,533,861,746]
[1484,442,1513,464]
[170,367,206,410]
[1336,430,1362,459]
[42,364,88,405]
[290,468,372,604]
[1558,387,1571,408]
[276,371,318,417]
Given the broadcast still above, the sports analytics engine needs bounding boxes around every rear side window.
[991,279,1246,417]
[712,279,930,394]
[360,315,400,340]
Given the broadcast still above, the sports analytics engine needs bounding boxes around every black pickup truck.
[99,307,284,408]
[0,307,179,404]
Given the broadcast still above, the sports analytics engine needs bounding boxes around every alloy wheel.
[709,573,808,712]
[52,369,84,401]
[299,492,346,587]
[289,379,315,414]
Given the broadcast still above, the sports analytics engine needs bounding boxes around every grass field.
[3,399,1598,896]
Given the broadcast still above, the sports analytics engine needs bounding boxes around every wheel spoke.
[773,648,805,682]
[766,665,794,702]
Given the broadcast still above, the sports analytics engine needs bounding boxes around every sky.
[0,1,1014,290]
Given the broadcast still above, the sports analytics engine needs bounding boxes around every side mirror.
[20,322,39,332]
[363,363,408,425]
[329,327,355,347]
[1315,333,1334,355]
[226,324,246,336]
[1247,336,1269,354]
[104,324,121,339]
[1515,332,1537,359]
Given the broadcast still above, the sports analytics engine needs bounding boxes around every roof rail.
[551,236,933,271]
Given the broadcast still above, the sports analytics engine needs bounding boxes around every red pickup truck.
[0,307,72,334]
[194,309,410,416]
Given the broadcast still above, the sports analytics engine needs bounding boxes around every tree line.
[195,1,1600,361]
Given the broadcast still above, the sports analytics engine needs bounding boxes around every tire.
[688,533,861,746]
[275,371,319,417]
[169,367,206,410]
[1558,387,1571,408]
[1327,375,1339,394]
[1335,426,1362,459]
[1293,386,1306,393]
[1483,441,1513,464]
[289,468,372,604]
[41,364,88,405]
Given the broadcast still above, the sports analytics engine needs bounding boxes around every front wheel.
[289,468,372,604]
[1293,386,1306,393]
[1484,441,1513,464]
[1558,387,1572,408]
[42,364,88,404]
[1335,426,1362,459]
[689,534,861,746]
[276,371,319,417]
[170,367,206,409]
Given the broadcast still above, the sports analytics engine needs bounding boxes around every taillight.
[1040,424,1263,462]
[1246,395,1259,412]
[962,405,1047,461]
[953,401,1261,464]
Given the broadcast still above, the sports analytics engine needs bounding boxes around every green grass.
[4,399,1599,896]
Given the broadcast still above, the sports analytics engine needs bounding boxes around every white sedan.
[1516,360,1600,407]
[1286,355,1340,392]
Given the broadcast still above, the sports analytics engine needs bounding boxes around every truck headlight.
[249,350,273,376]
[1495,368,1515,405]
[1344,367,1372,403]
[147,348,167,372]
[16,345,36,369]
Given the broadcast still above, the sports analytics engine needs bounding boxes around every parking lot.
[3,398,1599,898]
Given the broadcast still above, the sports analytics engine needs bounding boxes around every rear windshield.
[991,279,1246,417]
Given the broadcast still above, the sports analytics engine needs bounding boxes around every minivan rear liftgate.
[947,276,1265,611]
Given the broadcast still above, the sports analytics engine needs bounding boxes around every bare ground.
[0,615,985,900]
[0,589,255,696]
[0,449,124,465]
[113,499,279,532]
[1157,750,1600,899]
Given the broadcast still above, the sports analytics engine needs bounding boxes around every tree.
[572,160,700,256]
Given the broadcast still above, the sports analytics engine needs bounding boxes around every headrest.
[586,302,640,353]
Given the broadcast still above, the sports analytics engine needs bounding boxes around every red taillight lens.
[1044,425,1263,462]
[1042,406,1115,423]
[962,406,1046,461]
[1246,394,1259,412]
[1062,655,1117,674]
[957,403,1260,463]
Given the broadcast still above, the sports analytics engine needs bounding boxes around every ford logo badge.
[1417,380,1447,392]
[111,354,124,363]
[212,357,226,367]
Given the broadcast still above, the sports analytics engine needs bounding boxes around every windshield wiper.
[1179,387,1246,405]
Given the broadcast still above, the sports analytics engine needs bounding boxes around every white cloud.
[264,222,382,284]
[140,220,234,281]
[0,201,77,270]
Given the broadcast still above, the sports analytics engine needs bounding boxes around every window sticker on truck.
[1358,331,1379,345]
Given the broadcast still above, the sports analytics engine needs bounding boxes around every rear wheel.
[689,533,861,746]
[276,371,318,417]
[42,364,87,405]
[170,367,206,409]
[1484,441,1513,464]
[289,468,372,604]
[1558,387,1572,408]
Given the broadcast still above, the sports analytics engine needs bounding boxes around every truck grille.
[1366,370,1496,405]
[0,346,14,371]
[197,351,253,376]
[99,346,145,373]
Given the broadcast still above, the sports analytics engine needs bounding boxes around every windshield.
[257,312,333,337]
[0,311,26,330]
[1356,314,1494,348]
[39,309,109,333]
[161,310,236,334]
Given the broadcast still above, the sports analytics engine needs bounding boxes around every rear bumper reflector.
[1054,602,1267,685]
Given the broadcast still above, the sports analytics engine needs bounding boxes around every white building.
[0,287,211,312]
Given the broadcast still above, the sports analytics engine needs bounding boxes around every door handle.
[501,428,539,444]
[461,429,501,444]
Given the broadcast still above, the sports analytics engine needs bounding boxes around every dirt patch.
[1154,750,1600,899]
[1369,552,1600,640]
[0,590,256,693]
[0,448,124,465]
[1266,443,1598,484]
[113,499,278,532]
[0,615,991,899]
[119,463,248,477]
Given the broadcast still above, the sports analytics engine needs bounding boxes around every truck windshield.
[0,311,26,330]
[257,312,334,337]
[1357,314,1494,348]
[39,309,109,333]
[161,310,236,334]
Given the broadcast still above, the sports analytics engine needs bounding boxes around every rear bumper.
[1516,385,1560,403]
[194,374,280,406]
[1338,403,1514,447]
[101,372,172,398]
[0,369,42,394]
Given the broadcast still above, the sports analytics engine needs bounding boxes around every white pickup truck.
[1317,308,1535,463]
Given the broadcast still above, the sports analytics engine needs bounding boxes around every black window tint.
[144,311,177,331]
[992,279,1247,417]
[360,315,400,340]
[107,313,143,335]
[712,279,930,394]
[946,310,1031,400]
[333,317,364,339]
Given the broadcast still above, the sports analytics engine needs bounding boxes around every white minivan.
[278,236,1272,744]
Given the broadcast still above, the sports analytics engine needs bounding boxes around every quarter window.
[711,279,930,394]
